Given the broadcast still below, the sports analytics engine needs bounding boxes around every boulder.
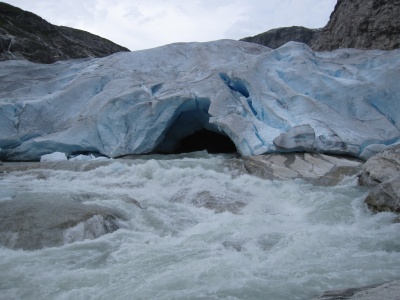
[365,176,400,213]
[359,144,400,215]
[0,196,127,250]
[358,144,400,187]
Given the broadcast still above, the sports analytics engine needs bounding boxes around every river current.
[1,152,399,299]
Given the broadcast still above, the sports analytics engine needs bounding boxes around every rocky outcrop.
[312,0,400,51]
[359,144,400,214]
[240,26,319,49]
[241,153,362,186]
[242,0,400,51]
[312,280,400,300]
[0,2,129,63]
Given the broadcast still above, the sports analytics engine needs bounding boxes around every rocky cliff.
[241,0,400,51]
[0,2,129,63]
[312,0,400,51]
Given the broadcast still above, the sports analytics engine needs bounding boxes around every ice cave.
[154,97,237,154]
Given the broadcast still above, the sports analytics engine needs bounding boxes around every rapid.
[1,152,399,300]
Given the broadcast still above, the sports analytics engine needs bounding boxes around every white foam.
[0,155,399,300]
[0,188,16,202]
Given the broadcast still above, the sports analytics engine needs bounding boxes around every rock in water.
[365,176,400,213]
[359,144,400,187]
[359,144,400,215]
[0,40,399,161]
[0,195,126,250]
[242,153,362,186]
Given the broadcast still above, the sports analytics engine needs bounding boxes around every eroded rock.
[0,195,127,250]
[358,144,400,187]
[359,144,400,215]
[242,153,362,186]
[365,176,400,213]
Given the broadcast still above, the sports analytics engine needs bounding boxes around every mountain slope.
[312,0,400,51]
[241,0,400,51]
[0,2,129,63]
[241,26,320,50]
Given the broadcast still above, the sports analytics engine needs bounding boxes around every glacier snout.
[0,40,399,160]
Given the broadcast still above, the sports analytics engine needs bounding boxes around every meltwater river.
[1,152,400,300]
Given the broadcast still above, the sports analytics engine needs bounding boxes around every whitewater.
[1,153,400,300]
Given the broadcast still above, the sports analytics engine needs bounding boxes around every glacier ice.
[273,125,315,151]
[359,144,388,160]
[0,40,399,160]
[40,152,68,162]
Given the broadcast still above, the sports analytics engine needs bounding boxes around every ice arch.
[154,97,237,154]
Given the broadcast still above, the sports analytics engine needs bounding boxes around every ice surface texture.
[0,40,399,160]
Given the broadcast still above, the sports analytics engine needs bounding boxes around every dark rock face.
[241,0,400,51]
[0,2,129,63]
[240,26,319,49]
[312,0,400,51]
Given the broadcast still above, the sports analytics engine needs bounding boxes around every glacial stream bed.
[1,152,400,300]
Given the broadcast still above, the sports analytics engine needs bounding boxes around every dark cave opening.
[174,129,237,154]
[153,97,237,155]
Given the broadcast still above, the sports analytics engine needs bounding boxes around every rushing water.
[1,152,400,300]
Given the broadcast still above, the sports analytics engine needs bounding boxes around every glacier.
[0,40,399,161]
